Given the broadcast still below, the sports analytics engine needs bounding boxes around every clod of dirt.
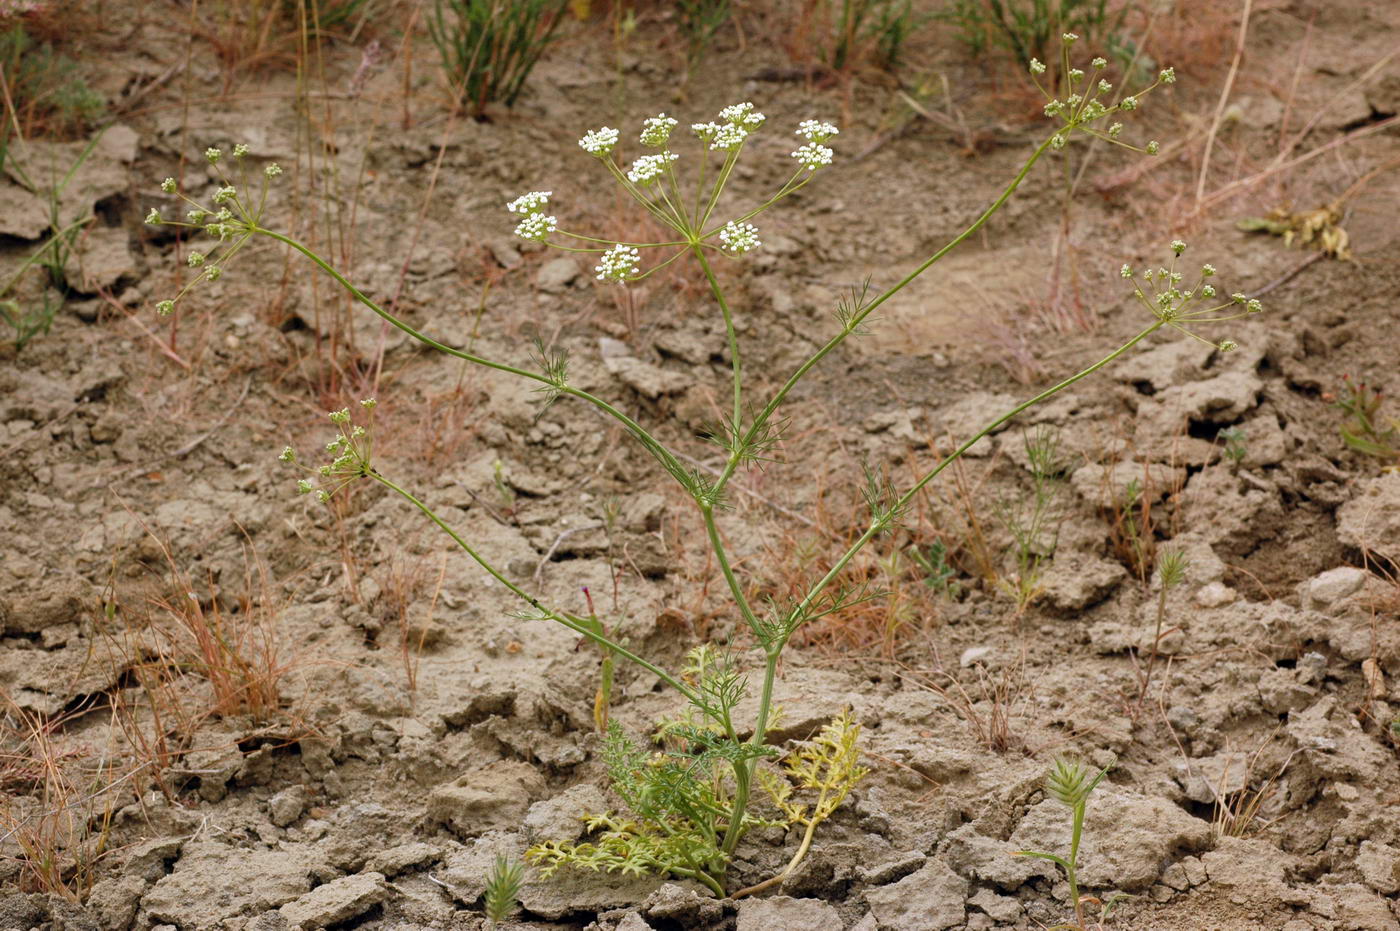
[277,871,388,929]
[1037,553,1126,613]
[1335,472,1400,566]
[736,894,842,930]
[141,841,318,927]
[426,760,546,838]
[863,857,968,930]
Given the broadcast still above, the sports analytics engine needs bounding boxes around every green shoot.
[1336,375,1400,464]
[483,854,524,926]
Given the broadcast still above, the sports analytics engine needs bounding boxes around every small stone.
[1172,752,1250,804]
[859,850,926,885]
[427,761,545,838]
[1194,581,1236,607]
[524,784,608,843]
[1336,474,1400,566]
[959,646,992,668]
[536,256,580,293]
[268,785,308,827]
[364,842,438,877]
[1299,567,1367,611]
[278,872,388,929]
[865,859,967,930]
[1039,554,1126,613]
[614,914,655,931]
[1149,883,1174,902]
[1358,840,1400,895]
[966,886,1021,922]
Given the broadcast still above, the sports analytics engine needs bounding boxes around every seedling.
[1335,375,1400,465]
[146,49,1259,894]
[993,424,1066,611]
[483,854,525,926]
[1217,425,1247,465]
[1134,548,1186,713]
[1016,756,1125,930]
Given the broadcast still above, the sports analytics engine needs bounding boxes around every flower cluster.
[796,120,838,143]
[1123,242,1262,351]
[627,151,678,186]
[145,142,283,316]
[507,190,557,241]
[579,126,619,156]
[791,142,834,171]
[595,244,640,281]
[1030,47,1176,157]
[640,113,678,147]
[718,221,760,254]
[282,398,378,503]
[507,191,552,215]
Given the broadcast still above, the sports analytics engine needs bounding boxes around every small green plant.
[1016,756,1125,930]
[907,538,961,597]
[1110,477,1153,581]
[0,24,105,140]
[940,0,1126,75]
[993,424,1066,611]
[1335,375,1400,464]
[482,854,524,926]
[428,0,568,117]
[1134,547,1186,713]
[146,48,1260,894]
[1217,425,1247,465]
[677,0,731,71]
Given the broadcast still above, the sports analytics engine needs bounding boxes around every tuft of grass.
[940,0,1127,76]
[1335,375,1400,465]
[0,23,104,140]
[428,0,568,117]
[483,854,525,925]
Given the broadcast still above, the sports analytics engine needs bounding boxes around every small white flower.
[1091,57,1107,69]
[1171,239,1186,255]
[595,244,640,282]
[1218,339,1238,353]
[1107,122,1124,138]
[156,300,175,315]
[232,143,250,159]
[1202,284,1216,298]
[213,185,237,204]
[626,151,678,185]
[1120,96,1138,111]
[692,121,721,142]
[1201,264,1216,277]
[297,479,314,494]
[1098,80,1112,94]
[145,208,161,224]
[1029,58,1046,75]
[640,113,678,147]
[265,163,282,177]
[791,142,833,170]
[1159,67,1176,84]
[718,221,760,254]
[329,408,351,424]
[1247,299,1262,313]
[514,213,557,242]
[205,147,222,163]
[1069,68,1084,83]
[579,126,619,156]
[1062,32,1078,42]
[279,446,295,462]
[796,119,839,142]
[1146,140,1160,155]
[187,208,208,223]
[719,102,765,128]
[1120,264,1132,278]
[160,177,177,193]
[1044,99,1064,117]
[507,191,552,215]
[1050,133,1067,150]
[205,266,222,282]
[316,489,331,502]
[710,123,748,151]
[188,252,206,267]
[360,398,377,409]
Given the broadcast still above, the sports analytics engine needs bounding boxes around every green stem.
[692,246,743,435]
[720,648,780,858]
[699,505,763,638]
[791,321,1165,624]
[368,472,694,702]
[256,227,688,484]
[713,134,1061,502]
[1068,800,1086,928]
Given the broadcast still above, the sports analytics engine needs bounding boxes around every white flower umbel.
[507,191,552,215]
[692,121,721,143]
[791,142,834,171]
[718,221,760,254]
[640,113,679,147]
[515,213,557,242]
[709,123,748,151]
[719,102,765,129]
[595,244,640,281]
[579,127,619,156]
[627,152,678,186]
[796,119,839,143]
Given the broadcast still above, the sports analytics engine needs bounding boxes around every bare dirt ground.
[3,1,1400,928]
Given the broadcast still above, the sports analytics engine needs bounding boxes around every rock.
[536,256,580,293]
[960,646,992,668]
[68,227,136,294]
[1358,840,1400,895]
[1329,882,1400,930]
[1298,566,1368,612]
[1336,473,1400,566]
[642,882,724,923]
[86,874,146,931]
[520,869,670,921]
[278,872,388,929]
[1194,581,1237,607]
[1117,338,1214,393]
[438,834,528,903]
[1256,668,1316,714]
[1286,697,1392,783]
[1171,752,1250,804]
[614,914,655,931]
[427,761,546,838]
[364,842,439,877]
[966,886,1022,922]
[524,783,608,843]
[864,858,967,931]
[1038,554,1126,613]
[928,392,1019,457]
[142,841,315,927]
[1070,461,1182,510]
[603,355,693,399]
[268,785,308,827]
[736,896,843,931]
[859,850,926,885]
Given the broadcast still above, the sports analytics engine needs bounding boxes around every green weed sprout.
[1016,757,1124,930]
[994,425,1065,611]
[1135,548,1187,712]
[146,50,1259,894]
[1217,426,1247,465]
[483,854,524,926]
[1336,375,1400,465]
